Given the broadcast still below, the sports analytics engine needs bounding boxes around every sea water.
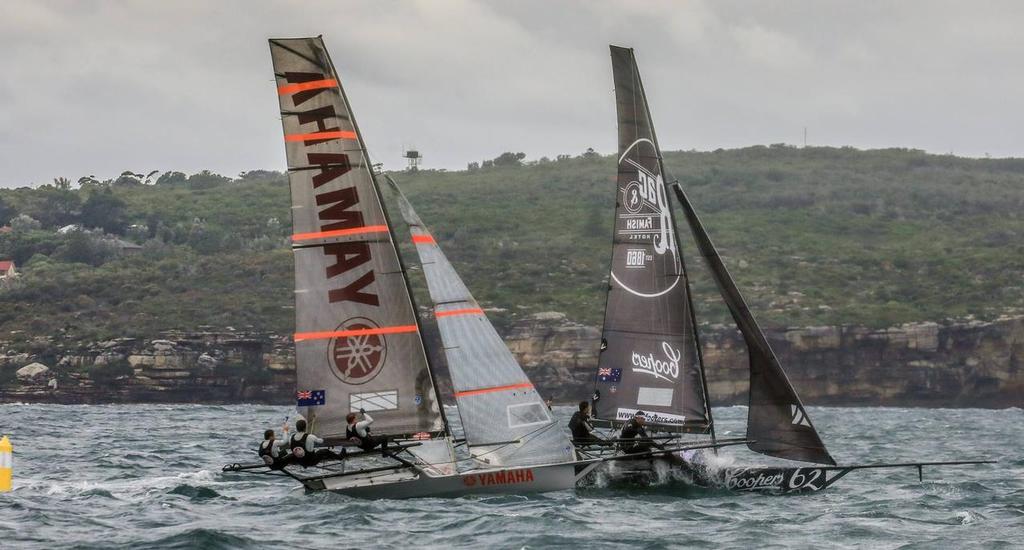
[0,404,1020,549]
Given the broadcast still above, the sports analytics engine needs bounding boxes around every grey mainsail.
[608,45,835,465]
[592,46,711,432]
[385,176,574,468]
[270,37,444,439]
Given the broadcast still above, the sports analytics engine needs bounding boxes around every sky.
[1,0,1023,187]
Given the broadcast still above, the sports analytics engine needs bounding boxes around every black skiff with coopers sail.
[222,36,732,498]
[577,45,994,493]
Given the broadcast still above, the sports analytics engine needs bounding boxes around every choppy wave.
[0,404,1019,549]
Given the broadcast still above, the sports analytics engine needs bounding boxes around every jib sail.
[671,184,836,465]
[270,37,444,439]
[385,176,574,468]
[591,45,710,432]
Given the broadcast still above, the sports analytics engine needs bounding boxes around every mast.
[363,165,452,437]
[269,36,445,439]
[627,46,718,443]
[675,212,717,444]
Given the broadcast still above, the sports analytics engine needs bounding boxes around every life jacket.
[347,423,381,450]
[346,423,368,442]
[290,433,309,459]
[259,439,291,469]
[258,440,276,465]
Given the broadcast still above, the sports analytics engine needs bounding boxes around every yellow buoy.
[0,435,11,492]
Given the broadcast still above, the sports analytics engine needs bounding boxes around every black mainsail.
[602,45,835,465]
[270,37,445,439]
[592,47,711,432]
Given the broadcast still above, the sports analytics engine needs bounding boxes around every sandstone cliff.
[1,314,1020,407]
[510,313,1022,408]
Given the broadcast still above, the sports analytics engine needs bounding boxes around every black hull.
[577,455,994,494]
[577,457,837,494]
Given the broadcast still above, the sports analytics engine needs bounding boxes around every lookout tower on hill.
[403,149,422,171]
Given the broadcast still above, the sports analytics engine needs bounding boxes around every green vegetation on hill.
[1,146,1022,345]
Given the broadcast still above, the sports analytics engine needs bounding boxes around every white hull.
[306,462,578,499]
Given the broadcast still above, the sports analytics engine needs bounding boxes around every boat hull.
[711,466,832,493]
[307,462,578,499]
[578,454,836,494]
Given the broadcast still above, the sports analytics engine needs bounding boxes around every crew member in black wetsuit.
[619,411,655,454]
[568,401,598,444]
[289,419,345,467]
[258,429,290,470]
[346,409,386,451]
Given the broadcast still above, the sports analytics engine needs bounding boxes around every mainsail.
[592,46,711,432]
[607,45,835,465]
[270,37,444,439]
[385,176,574,468]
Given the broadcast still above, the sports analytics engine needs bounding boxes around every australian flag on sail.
[296,389,326,407]
[597,368,622,383]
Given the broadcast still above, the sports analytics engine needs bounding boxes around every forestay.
[672,183,837,465]
[385,177,574,468]
[270,37,444,439]
[591,45,710,432]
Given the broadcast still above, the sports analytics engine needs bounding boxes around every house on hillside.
[0,260,17,278]
[112,239,142,255]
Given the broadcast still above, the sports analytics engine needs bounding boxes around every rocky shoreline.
[2,313,1021,407]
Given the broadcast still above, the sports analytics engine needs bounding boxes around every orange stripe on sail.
[436,308,484,318]
[277,79,338,95]
[411,234,436,244]
[291,225,389,242]
[455,382,534,398]
[294,325,419,342]
[284,130,357,142]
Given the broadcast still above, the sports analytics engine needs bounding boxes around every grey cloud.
[1,0,1022,187]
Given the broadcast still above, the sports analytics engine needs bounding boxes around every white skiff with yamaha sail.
[576,45,994,493]
[222,36,731,498]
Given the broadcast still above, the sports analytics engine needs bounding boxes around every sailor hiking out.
[346,409,386,451]
[258,429,290,470]
[289,419,345,467]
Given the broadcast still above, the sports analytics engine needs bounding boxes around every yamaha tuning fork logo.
[329,317,386,385]
[611,138,682,298]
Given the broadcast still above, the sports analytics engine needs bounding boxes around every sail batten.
[270,37,444,439]
[385,177,574,468]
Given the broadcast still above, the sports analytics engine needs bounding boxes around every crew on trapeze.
[346,409,386,451]
[568,401,599,443]
[619,410,656,454]
[288,418,346,467]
